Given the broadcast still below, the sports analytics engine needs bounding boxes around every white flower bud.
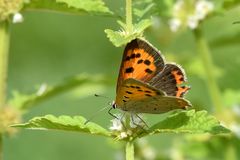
[13,12,23,24]
[169,18,182,32]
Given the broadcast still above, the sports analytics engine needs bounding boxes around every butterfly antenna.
[84,105,110,125]
[94,94,111,99]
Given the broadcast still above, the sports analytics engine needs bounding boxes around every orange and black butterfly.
[112,38,191,113]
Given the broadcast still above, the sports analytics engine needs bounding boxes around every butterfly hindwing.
[116,78,191,113]
[124,95,191,114]
[149,63,190,97]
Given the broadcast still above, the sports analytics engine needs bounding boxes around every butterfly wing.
[116,38,165,93]
[149,63,190,97]
[116,38,190,98]
[115,38,191,113]
[116,78,191,113]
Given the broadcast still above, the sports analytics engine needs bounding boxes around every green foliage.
[8,74,107,110]
[23,0,112,15]
[12,115,111,137]
[105,19,152,47]
[133,0,155,19]
[140,110,230,137]
[12,110,230,140]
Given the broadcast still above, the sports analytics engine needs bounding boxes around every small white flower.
[12,13,23,24]
[195,0,214,20]
[120,132,128,139]
[36,83,48,96]
[187,15,199,29]
[169,18,182,32]
[109,118,123,131]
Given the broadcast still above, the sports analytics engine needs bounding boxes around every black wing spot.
[137,89,143,92]
[124,96,129,99]
[125,56,130,61]
[144,60,151,65]
[145,68,153,74]
[145,94,152,97]
[126,91,133,94]
[130,53,136,59]
[130,86,135,88]
[154,108,157,111]
[177,71,182,75]
[179,77,184,81]
[145,90,151,93]
[135,86,140,89]
[137,59,143,64]
[136,53,141,58]
[123,100,127,102]
[125,67,134,73]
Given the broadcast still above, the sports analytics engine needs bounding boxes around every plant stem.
[126,0,133,33]
[193,27,223,113]
[126,141,134,160]
[0,21,10,109]
[0,20,10,160]
[0,135,2,160]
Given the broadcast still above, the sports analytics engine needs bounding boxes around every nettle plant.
[1,0,240,159]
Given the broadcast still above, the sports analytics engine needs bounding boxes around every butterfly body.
[114,39,191,114]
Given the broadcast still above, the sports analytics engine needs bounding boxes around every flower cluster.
[169,0,214,32]
[109,114,145,140]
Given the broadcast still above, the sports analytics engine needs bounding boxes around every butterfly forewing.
[116,39,165,93]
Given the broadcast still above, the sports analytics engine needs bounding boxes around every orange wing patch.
[171,70,190,97]
[122,48,156,81]
[115,78,165,107]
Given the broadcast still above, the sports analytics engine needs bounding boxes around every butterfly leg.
[108,108,127,130]
[135,114,149,129]
[130,113,149,130]
[108,107,118,119]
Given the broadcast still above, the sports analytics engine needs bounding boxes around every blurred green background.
[4,1,240,160]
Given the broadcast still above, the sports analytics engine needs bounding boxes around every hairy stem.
[0,21,10,108]
[126,141,134,160]
[126,0,133,33]
[193,27,223,113]
[0,20,10,160]
[0,135,2,160]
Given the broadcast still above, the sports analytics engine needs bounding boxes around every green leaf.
[8,74,107,110]
[140,110,230,137]
[12,115,111,137]
[105,19,152,47]
[133,0,155,18]
[23,0,112,16]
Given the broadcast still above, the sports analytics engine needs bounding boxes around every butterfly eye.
[112,102,117,109]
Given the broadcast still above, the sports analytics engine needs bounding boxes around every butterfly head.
[111,101,117,109]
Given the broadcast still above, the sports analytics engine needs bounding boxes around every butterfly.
[112,38,191,114]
